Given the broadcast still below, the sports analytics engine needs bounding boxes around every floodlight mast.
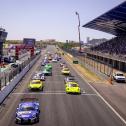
[75,11,81,52]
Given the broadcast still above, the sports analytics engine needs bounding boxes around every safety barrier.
[0,54,40,104]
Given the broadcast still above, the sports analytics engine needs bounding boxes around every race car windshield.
[33,76,40,79]
[68,77,74,80]
[21,106,35,111]
[31,82,40,84]
[64,68,69,71]
[68,84,78,87]
[116,74,124,76]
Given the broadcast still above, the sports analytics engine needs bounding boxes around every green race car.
[65,82,81,94]
[42,68,52,76]
[44,64,52,71]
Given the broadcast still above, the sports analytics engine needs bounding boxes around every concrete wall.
[87,53,126,72]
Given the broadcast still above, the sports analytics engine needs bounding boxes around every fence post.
[4,72,6,86]
[0,79,1,90]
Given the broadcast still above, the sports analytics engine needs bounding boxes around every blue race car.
[15,98,40,124]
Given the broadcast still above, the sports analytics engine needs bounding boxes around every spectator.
[91,36,126,56]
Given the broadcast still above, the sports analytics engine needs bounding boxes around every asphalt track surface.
[0,45,125,126]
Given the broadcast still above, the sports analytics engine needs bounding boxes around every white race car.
[113,71,125,82]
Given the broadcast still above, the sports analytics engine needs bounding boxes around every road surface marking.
[43,90,66,93]
[81,93,97,96]
[12,92,97,96]
[12,92,66,95]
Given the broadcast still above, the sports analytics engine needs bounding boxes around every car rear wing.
[20,98,40,107]
[21,98,39,102]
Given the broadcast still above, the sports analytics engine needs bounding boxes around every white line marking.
[81,94,97,96]
[44,91,65,93]
[12,92,97,96]
[64,56,126,125]
[13,92,66,95]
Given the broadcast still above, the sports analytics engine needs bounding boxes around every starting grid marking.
[12,91,98,96]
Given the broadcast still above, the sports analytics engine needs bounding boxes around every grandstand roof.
[83,1,126,36]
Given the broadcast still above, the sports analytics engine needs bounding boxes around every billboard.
[23,38,36,46]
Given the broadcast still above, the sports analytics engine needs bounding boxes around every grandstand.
[92,36,126,55]
[82,1,126,72]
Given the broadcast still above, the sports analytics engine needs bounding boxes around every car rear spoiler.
[21,98,39,102]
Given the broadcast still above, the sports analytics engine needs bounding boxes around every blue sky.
[0,0,125,42]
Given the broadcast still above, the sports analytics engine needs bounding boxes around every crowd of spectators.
[91,36,126,56]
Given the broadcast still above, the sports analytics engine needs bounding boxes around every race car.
[44,64,52,71]
[61,68,70,75]
[48,56,52,60]
[41,62,46,66]
[60,62,65,67]
[53,55,60,61]
[52,58,58,62]
[32,75,41,80]
[62,64,68,69]
[64,76,75,83]
[32,74,45,81]
[65,82,81,94]
[42,68,52,76]
[113,71,126,82]
[58,56,61,60]
[34,71,46,81]
[10,63,19,68]
[28,79,44,90]
[15,98,40,124]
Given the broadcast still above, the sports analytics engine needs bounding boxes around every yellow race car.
[61,68,70,75]
[28,79,44,90]
[65,82,81,94]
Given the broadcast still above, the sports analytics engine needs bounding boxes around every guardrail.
[0,54,40,104]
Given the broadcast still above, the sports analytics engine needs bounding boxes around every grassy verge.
[63,53,109,84]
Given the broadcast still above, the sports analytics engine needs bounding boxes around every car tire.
[36,117,39,123]
[66,91,69,94]
[28,88,31,91]
[15,119,18,124]
[42,87,44,91]
[115,79,117,82]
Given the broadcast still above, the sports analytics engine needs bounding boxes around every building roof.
[83,1,126,36]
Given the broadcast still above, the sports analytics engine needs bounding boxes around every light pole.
[75,11,81,52]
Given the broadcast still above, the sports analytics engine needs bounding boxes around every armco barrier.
[0,54,40,104]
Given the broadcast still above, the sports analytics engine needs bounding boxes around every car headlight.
[17,113,22,117]
[29,84,32,87]
[78,88,80,91]
[32,114,36,118]
[67,88,69,90]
